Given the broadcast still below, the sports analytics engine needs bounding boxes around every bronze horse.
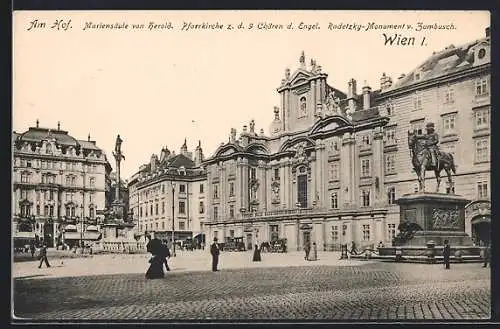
[407,131,456,192]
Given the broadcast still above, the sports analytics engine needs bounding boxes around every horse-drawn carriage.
[261,239,287,253]
[223,237,246,252]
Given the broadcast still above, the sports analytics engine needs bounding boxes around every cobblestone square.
[12,250,491,320]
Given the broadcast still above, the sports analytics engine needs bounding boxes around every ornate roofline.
[378,63,490,100]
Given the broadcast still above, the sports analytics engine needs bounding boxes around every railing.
[241,207,326,219]
[93,241,147,254]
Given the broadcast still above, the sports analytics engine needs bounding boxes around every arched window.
[299,97,307,117]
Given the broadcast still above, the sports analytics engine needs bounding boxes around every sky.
[13,10,490,179]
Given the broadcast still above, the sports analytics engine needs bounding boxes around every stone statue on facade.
[230,128,237,142]
[294,142,308,163]
[271,180,280,204]
[407,122,456,192]
[249,178,260,202]
[249,120,256,134]
[325,91,341,115]
[285,68,291,80]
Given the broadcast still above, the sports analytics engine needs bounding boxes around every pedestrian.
[482,244,491,268]
[30,243,35,259]
[308,242,318,261]
[210,237,220,272]
[443,239,451,270]
[162,240,171,271]
[38,243,51,269]
[304,242,311,260]
[145,237,165,279]
[252,243,261,262]
[350,241,358,255]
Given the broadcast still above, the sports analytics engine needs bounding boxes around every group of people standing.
[304,242,318,261]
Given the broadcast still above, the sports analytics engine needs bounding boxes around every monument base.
[376,192,483,263]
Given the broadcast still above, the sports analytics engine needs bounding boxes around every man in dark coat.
[38,243,51,268]
[483,244,491,268]
[210,237,220,272]
[443,239,451,269]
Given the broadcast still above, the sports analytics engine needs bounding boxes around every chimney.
[150,154,157,172]
[380,72,393,90]
[486,27,490,38]
[362,82,371,110]
[36,119,39,128]
[347,78,357,99]
[88,133,91,141]
[57,121,60,130]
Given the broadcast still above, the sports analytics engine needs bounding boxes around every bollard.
[395,248,402,262]
[426,241,436,264]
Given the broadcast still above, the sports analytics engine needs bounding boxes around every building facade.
[128,140,207,244]
[203,29,491,251]
[12,122,112,248]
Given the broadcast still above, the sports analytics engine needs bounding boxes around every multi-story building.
[12,122,112,248]
[128,140,207,244]
[203,28,491,251]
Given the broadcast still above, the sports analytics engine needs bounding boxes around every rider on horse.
[421,122,440,168]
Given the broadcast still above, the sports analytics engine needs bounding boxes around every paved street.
[13,250,491,320]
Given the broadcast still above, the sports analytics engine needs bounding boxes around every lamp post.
[171,181,176,257]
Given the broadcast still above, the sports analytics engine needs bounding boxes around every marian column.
[112,134,125,220]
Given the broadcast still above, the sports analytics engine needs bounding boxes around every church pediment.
[214,144,242,158]
[245,143,270,155]
[279,136,316,153]
[309,115,353,136]
[289,69,313,87]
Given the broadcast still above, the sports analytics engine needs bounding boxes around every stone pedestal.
[396,192,472,246]
[111,200,125,220]
[376,192,483,262]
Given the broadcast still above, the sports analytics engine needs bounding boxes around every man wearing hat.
[210,237,220,272]
[423,122,440,168]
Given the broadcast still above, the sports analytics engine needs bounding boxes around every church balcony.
[240,207,325,221]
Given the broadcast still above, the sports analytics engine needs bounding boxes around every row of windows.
[17,159,99,172]
[331,223,396,242]
[139,221,187,232]
[20,189,96,202]
[328,181,488,209]
[20,172,97,188]
[140,183,204,198]
[408,79,489,112]
[19,205,96,219]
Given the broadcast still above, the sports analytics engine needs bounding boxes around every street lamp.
[171,181,176,257]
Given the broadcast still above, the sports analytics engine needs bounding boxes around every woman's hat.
[213,237,218,241]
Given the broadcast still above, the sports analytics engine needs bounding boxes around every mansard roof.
[165,154,196,169]
[19,127,79,146]
[384,36,490,92]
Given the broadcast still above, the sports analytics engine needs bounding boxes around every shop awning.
[14,231,35,239]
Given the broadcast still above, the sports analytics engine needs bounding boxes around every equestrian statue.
[407,122,456,193]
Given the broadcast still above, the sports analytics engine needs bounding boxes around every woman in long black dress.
[252,243,261,262]
[145,238,165,279]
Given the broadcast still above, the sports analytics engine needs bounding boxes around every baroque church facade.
[203,28,491,251]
